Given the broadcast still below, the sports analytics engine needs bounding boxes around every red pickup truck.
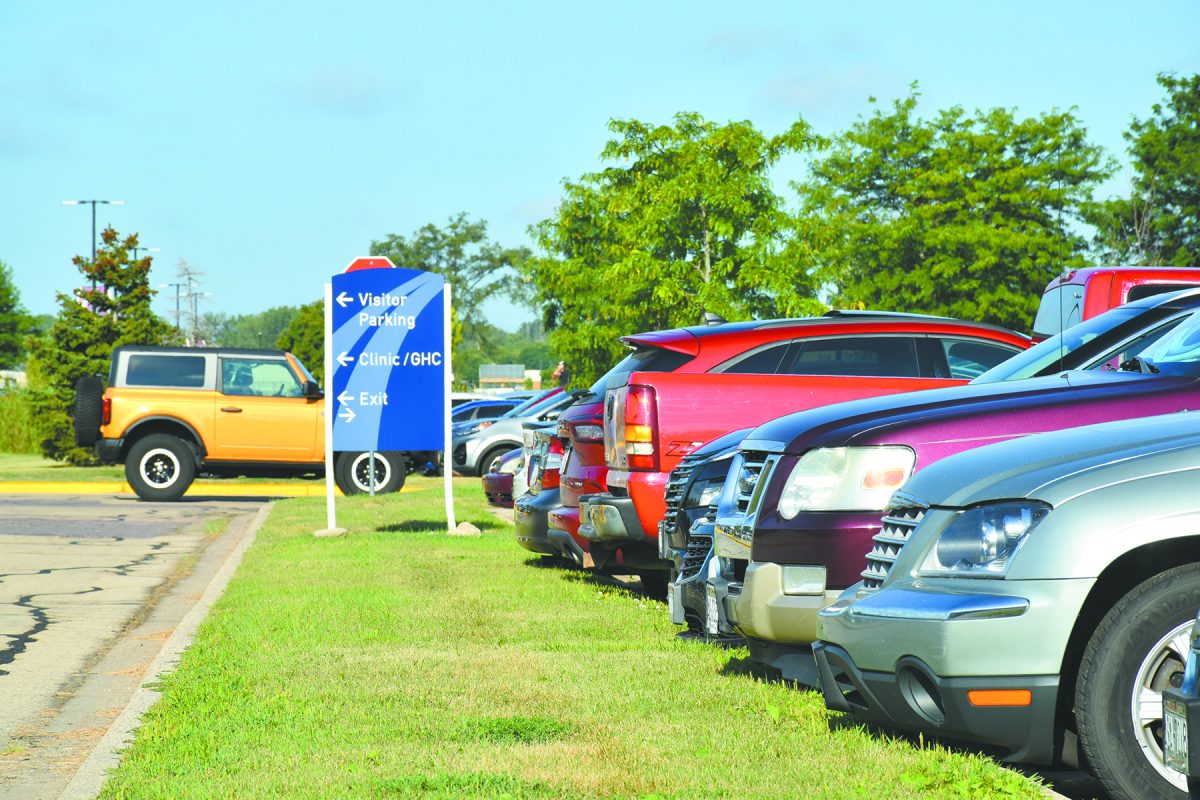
[1033,266,1200,340]
[567,313,1030,590]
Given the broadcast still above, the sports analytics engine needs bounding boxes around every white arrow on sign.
[336,352,354,368]
[336,291,352,308]
[338,406,357,423]
[336,390,353,406]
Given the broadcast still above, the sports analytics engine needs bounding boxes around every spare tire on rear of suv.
[73,376,105,447]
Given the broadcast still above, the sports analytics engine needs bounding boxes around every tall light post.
[62,199,126,289]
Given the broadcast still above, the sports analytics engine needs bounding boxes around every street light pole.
[131,245,160,261]
[62,199,126,289]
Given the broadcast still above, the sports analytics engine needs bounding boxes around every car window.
[1032,285,1083,340]
[221,358,303,397]
[712,342,791,374]
[782,336,921,378]
[588,345,696,398]
[1128,312,1200,375]
[973,305,1154,384]
[938,339,1023,380]
[452,406,477,422]
[125,354,207,388]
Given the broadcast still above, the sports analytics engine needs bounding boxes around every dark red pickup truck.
[567,313,1030,587]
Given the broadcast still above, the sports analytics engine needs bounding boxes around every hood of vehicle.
[901,410,1200,509]
[748,370,1197,458]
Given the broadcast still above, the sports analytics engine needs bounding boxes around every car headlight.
[777,446,915,518]
[458,421,492,437]
[918,501,1051,578]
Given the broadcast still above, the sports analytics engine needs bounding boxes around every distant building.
[478,363,527,390]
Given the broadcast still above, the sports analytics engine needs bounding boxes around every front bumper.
[578,493,646,544]
[733,561,840,644]
[812,642,1059,764]
[514,488,560,556]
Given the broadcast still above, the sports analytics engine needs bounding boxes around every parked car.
[452,398,521,423]
[576,312,1031,593]
[659,427,751,639]
[514,423,566,558]
[481,446,523,507]
[720,287,1200,682]
[451,388,569,476]
[814,410,1200,800]
[1032,265,1200,340]
[74,345,408,500]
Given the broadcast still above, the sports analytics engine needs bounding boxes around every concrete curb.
[56,502,274,800]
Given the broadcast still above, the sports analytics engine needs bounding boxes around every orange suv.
[74,345,409,500]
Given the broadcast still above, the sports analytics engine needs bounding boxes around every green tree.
[210,305,300,349]
[525,112,826,385]
[370,214,532,381]
[0,260,34,369]
[800,90,1110,332]
[1090,73,1200,265]
[26,227,176,462]
[277,299,325,384]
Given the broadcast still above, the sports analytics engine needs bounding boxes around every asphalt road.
[0,493,266,800]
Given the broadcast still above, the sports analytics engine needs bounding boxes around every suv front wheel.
[334,451,406,495]
[125,434,197,502]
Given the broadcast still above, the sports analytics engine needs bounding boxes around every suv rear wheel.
[125,434,196,502]
[335,451,406,495]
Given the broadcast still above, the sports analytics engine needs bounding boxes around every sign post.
[316,256,452,535]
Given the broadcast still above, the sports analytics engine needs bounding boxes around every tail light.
[101,396,112,426]
[622,385,658,471]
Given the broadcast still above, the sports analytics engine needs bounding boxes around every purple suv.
[716,287,1200,681]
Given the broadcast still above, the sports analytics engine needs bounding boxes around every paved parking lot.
[0,493,265,800]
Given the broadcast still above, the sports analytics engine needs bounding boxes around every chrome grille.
[734,451,771,514]
[861,492,928,591]
[660,453,706,541]
[679,532,712,579]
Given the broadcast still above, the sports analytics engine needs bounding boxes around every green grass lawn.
[97,477,1044,799]
[0,453,126,481]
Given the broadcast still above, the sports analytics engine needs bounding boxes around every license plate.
[668,583,684,625]
[1164,691,1190,774]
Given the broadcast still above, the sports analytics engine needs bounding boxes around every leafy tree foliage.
[26,228,176,462]
[370,213,532,382]
[1090,73,1200,265]
[204,305,300,349]
[277,299,325,384]
[525,113,826,385]
[799,90,1110,332]
[0,260,35,369]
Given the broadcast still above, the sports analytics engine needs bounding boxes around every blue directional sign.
[330,261,447,451]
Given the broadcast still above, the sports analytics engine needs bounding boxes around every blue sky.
[3,1,1198,331]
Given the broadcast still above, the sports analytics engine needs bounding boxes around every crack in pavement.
[0,587,102,675]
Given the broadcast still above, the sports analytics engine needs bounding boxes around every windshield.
[973,305,1174,384]
[510,390,570,418]
[499,390,558,418]
[1126,311,1200,376]
[580,345,696,399]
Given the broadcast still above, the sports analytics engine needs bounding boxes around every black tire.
[478,445,518,478]
[334,451,406,495]
[638,569,671,600]
[1075,565,1200,800]
[125,434,196,502]
[73,376,104,447]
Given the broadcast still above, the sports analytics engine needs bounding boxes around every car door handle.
[221,407,243,413]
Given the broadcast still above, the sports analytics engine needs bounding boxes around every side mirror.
[303,380,323,398]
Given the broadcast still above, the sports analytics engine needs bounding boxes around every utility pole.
[175,259,211,345]
[62,199,125,289]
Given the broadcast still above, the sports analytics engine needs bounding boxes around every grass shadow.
[376,521,449,534]
[559,568,653,601]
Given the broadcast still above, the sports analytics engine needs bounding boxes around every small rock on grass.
[449,521,482,537]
